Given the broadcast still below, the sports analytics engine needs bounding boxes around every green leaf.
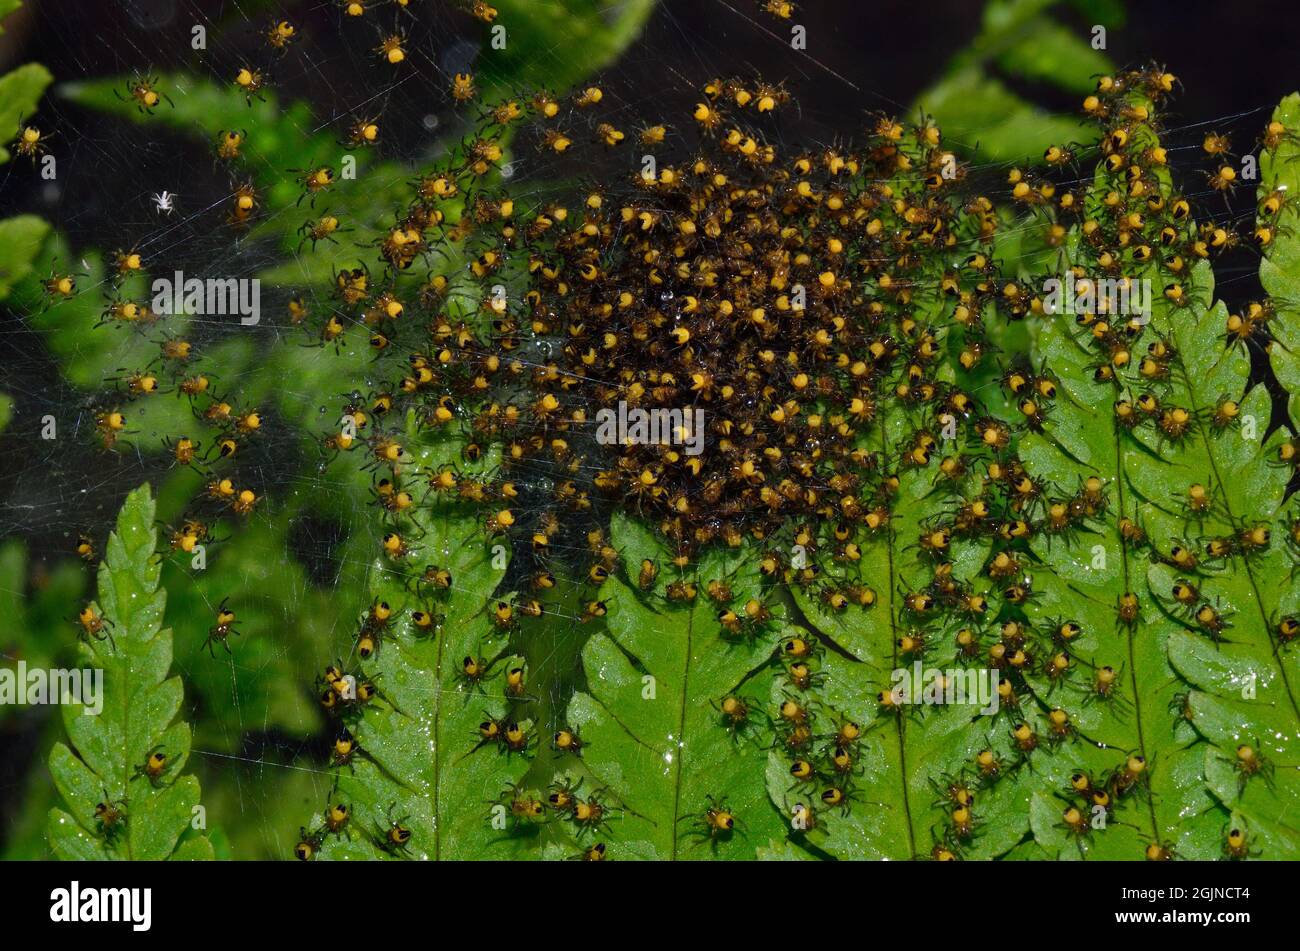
[485,0,656,96]
[915,0,1109,164]
[0,0,22,28]
[46,484,212,860]
[0,62,53,164]
[774,401,1046,860]
[562,513,787,859]
[1017,267,1230,859]
[1168,633,1300,855]
[1132,291,1300,857]
[920,69,1090,163]
[1258,92,1300,396]
[987,14,1109,94]
[1007,99,1300,860]
[0,214,50,300]
[301,413,536,860]
[1067,0,1125,26]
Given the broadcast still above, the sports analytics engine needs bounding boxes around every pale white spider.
[151,190,176,215]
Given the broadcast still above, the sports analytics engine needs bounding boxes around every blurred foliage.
[0,215,49,298]
[914,0,1113,164]
[0,63,52,165]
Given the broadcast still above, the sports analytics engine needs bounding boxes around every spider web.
[0,0,1295,860]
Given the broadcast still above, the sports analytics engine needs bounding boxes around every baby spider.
[415,561,453,593]
[215,129,246,162]
[229,487,259,516]
[684,794,737,850]
[568,787,613,835]
[94,796,128,843]
[545,775,585,815]
[704,796,737,836]
[322,802,350,837]
[167,517,212,555]
[493,784,546,827]
[1223,824,1262,860]
[713,693,761,736]
[369,476,414,516]
[75,532,97,563]
[345,115,380,147]
[331,729,359,769]
[151,190,177,215]
[111,368,163,398]
[1228,742,1276,794]
[298,214,343,251]
[76,604,116,651]
[203,597,241,656]
[133,747,172,788]
[94,408,130,449]
[488,599,518,633]
[161,436,198,470]
[551,727,584,756]
[109,247,144,283]
[265,18,296,51]
[1192,599,1234,640]
[42,263,82,304]
[372,804,413,855]
[234,67,268,104]
[1261,118,1300,153]
[117,73,173,113]
[292,166,334,206]
[294,827,324,861]
[375,32,407,65]
[819,782,873,817]
[381,531,418,561]
[11,123,51,160]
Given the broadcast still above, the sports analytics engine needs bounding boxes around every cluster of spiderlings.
[765,635,883,835]
[21,0,1297,861]
[745,438,1142,852]
[8,11,505,747]
[957,69,1299,859]
[321,72,1025,585]
[479,779,614,856]
[738,68,1300,858]
[1008,75,1235,575]
[316,51,1128,837]
[71,246,265,544]
[308,70,1086,856]
[885,466,1118,853]
[42,3,529,574]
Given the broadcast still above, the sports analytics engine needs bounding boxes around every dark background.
[4,0,1299,221]
[4,0,1298,149]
